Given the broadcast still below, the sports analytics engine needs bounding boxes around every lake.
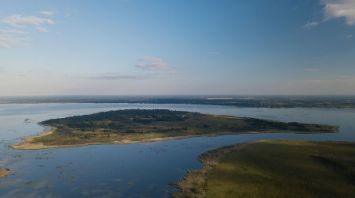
[0,103,355,197]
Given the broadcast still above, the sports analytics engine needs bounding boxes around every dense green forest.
[41,109,337,135]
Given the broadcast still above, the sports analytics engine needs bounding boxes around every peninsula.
[174,140,355,198]
[11,109,337,150]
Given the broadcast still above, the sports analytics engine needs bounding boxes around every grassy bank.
[11,109,337,150]
[175,140,355,198]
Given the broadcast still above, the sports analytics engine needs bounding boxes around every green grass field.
[175,140,355,198]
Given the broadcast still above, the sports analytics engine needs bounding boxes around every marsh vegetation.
[175,140,355,198]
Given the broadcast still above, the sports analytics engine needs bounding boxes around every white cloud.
[135,56,170,70]
[40,11,55,16]
[0,29,28,35]
[2,15,54,27]
[36,27,48,33]
[0,28,29,48]
[0,34,25,48]
[303,21,319,28]
[303,75,355,86]
[323,0,355,25]
[0,13,56,45]
[79,73,148,80]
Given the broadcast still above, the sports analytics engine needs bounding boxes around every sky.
[0,0,354,96]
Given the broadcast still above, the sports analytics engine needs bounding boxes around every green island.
[0,168,10,178]
[174,140,355,198]
[11,109,337,150]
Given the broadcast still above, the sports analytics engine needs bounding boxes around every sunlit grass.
[175,140,355,198]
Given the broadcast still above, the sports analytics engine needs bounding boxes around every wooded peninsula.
[11,109,337,150]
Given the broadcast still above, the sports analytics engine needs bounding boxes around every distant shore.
[1,95,355,108]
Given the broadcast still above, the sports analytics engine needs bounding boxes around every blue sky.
[0,0,354,95]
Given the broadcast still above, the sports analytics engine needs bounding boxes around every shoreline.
[10,127,57,150]
[9,129,260,150]
[173,141,257,197]
[9,128,336,150]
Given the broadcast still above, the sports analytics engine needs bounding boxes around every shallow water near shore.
[1,103,355,197]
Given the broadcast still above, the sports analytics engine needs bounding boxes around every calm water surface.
[0,103,355,198]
